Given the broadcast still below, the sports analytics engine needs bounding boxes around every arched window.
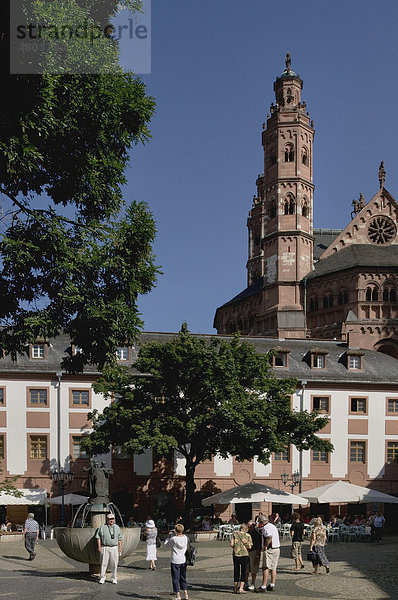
[284,195,295,215]
[366,288,372,301]
[372,288,378,301]
[302,149,308,166]
[338,292,343,305]
[270,199,277,218]
[391,289,397,302]
[284,144,294,162]
[343,292,348,304]
[328,295,334,308]
[383,289,389,302]
[323,297,328,309]
[302,201,308,218]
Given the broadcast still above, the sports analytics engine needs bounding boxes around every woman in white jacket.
[165,523,189,600]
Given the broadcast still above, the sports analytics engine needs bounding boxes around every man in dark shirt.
[290,513,305,570]
[246,521,262,590]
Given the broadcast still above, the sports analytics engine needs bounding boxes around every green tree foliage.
[0,462,23,497]
[84,324,332,525]
[0,1,158,370]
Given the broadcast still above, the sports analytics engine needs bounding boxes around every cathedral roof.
[306,244,398,280]
[313,229,341,260]
[216,277,263,309]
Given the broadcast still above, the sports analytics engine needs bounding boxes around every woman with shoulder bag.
[230,523,252,594]
[309,517,330,575]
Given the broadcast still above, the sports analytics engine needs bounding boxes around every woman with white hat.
[144,519,158,570]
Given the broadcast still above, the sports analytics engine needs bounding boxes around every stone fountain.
[54,459,140,574]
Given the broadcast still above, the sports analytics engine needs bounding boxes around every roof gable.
[319,187,398,260]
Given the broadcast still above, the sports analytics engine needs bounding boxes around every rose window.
[368,216,396,245]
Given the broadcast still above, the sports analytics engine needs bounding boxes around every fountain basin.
[55,526,140,564]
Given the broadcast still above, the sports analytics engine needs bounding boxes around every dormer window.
[31,344,45,359]
[313,354,325,368]
[116,346,129,361]
[271,347,290,368]
[310,348,328,369]
[346,350,364,371]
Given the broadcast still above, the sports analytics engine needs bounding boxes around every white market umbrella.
[301,480,398,504]
[202,481,308,506]
[0,488,46,505]
[47,493,88,506]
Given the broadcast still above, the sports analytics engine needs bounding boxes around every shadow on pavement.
[16,569,94,581]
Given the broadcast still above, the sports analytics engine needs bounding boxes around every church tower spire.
[214,55,316,337]
[245,55,315,336]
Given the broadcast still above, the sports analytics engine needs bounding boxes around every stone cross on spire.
[285,52,291,72]
[378,161,386,189]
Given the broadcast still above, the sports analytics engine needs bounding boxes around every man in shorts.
[259,514,280,592]
[290,512,305,570]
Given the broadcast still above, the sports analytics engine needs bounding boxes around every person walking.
[144,519,158,570]
[246,521,262,590]
[373,512,385,543]
[290,513,305,570]
[309,517,330,574]
[259,515,280,593]
[95,513,123,584]
[230,523,252,594]
[23,513,40,561]
[165,523,189,600]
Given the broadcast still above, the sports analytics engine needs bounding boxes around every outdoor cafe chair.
[327,527,340,542]
[345,527,358,542]
[280,523,292,540]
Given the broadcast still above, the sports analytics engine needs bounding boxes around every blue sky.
[122,0,398,334]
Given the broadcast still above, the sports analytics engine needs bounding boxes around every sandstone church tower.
[214,54,314,337]
[215,56,398,357]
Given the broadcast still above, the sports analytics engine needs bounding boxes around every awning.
[47,494,88,506]
[202,481,308,506]
[0,488,47,506]
[301,480,398,504]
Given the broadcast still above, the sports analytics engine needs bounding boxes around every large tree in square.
[83,324,332,525]
[0,1,158,371]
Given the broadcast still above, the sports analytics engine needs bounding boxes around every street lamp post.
[51,469,74,526]
[281,470,301,495]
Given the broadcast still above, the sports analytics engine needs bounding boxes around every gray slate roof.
[307,244,398,280]
[216,277,263,309]
[313,229,341,261]
[1,332,393,386]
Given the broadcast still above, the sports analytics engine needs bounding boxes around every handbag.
[185,540,197,566]
[307,550,316,562]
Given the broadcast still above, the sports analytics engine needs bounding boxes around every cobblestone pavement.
[0,535,397,600]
